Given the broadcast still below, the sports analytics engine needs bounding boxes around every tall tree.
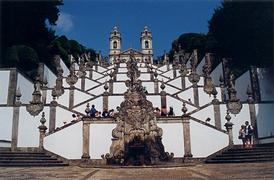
[208,1,274,73]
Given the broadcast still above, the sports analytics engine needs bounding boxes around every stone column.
[103,82,109,111]
[181,76,186,90]
[7,69,18,105]
[224,111,234,147]
[193,84,199,106]
[154,79,159,94]
[173,65,177,78]
[109,79,113,94]
[38,112,47,151]
[49,94,57,132]
[82,120,90,159]
[181,103,192,158]
[69,85,74,110]
[160,81,166,108]
[41,86,47,104]
[212,89,221,129]
[11,88,21,151]
[219,75,226,102]
[89,69,93,79]
[81,77,85,91]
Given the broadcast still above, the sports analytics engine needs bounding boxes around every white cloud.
[56,12,73,32]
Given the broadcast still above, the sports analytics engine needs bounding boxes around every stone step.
[0,162,69,167]
[216,152,274,157]
[206,157,274,163]
[0,156,57,160]
[0,151,68,167]
[0,154,51,158]
[0,159,63,163]
[223,149,274,154]
[212,154,274,160]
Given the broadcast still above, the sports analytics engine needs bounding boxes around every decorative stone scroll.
[26,81,44,116]
[103,51,173,165]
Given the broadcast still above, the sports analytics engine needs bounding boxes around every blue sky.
[54,0,221,58]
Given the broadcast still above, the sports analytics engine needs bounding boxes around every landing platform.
[1,162,273,179]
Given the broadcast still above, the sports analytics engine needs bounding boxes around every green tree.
[208,1,273,73]
[5,45,39,71]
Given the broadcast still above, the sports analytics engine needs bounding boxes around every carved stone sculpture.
[103,53,173,165]
[226,72,242,115]
[203,53,214,95]
[26,82,44,116]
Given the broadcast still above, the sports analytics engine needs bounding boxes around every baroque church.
[109,26,153,64]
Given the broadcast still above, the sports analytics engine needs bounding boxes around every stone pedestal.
[182,115,193,157]
[69,86,74,109]
[11,102,20,151]
[81,77,85,91]
[82,120,90,159]
[49,100,57,132]
[212,99,221,129]
[193,84,199,106]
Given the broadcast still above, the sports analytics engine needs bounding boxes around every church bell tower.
[109,26,121,64]
[140,26,153,63]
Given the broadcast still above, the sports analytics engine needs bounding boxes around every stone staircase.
[0,149,68,167]
[206,143,274,163]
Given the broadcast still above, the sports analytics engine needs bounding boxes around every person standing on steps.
[239,125,246,148]
[244,121,254,148]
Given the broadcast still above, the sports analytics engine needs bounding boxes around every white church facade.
[109,26,153,64]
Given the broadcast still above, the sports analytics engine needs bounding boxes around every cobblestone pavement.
[0,162,274,180]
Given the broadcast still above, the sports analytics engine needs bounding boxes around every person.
[102,109,109,118]
[244,121,254,148]
[168,107,175,116]
[161,106,167,116]
[154,107,161,117]
[239,125,246,148]
[90,104,97,117]
[109,109,115,117]
[72,114,77,122]
[76,114,82,121]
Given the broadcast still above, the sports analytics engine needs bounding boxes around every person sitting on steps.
[90,104,97,117]
[238,124,246,148]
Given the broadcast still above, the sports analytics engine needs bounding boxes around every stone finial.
[160,79,165,91]
[66,62,78,86]
[15,87,22,101]
[104,80,109,91]
[182,102,188,115]
[154,71,158,78]
[40,112,46,125]
[225,110,231,122]
[212,86,218,99]
[51,88,57,101]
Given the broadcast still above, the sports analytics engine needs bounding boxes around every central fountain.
[103,51,173,165]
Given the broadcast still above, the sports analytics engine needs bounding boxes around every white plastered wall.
[59,59,70,77]
[108,96,124,110]
[196,57,205,75]
[74,96,103,113]
[166,96,196,116]
[89,124,116,159]
[17,107,50,147]
[235,71,250,101]
[17,73,33,104]
[113,82,127,94]
[198,87,221,107]
[0,70,10,104]
[191,105,215,126]
[43,65,57,88]
[210,63,223,85]
[255,103,274,138]
[0,107,13,144]
[190,120,228,157]
[44,121,82,159]
[142,82,154,93]
[158,123,184,157]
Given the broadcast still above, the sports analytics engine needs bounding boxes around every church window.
[113,41,117,49]
[145,41,149,48]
